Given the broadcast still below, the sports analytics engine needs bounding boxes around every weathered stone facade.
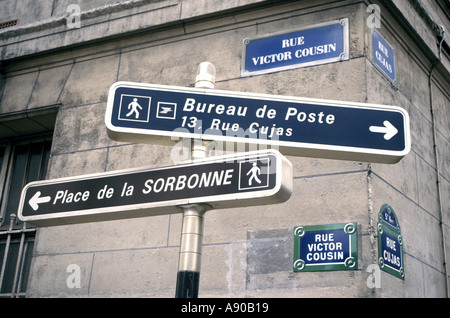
[0,0,448,297]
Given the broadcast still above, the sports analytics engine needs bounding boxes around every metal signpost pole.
[175,62,216,298]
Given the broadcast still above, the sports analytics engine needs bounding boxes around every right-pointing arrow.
[29,191,51,211]
[369,120,398,141]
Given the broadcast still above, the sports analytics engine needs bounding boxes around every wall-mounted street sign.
[106,82,410,163]
[377,204,404,280]
[18,150,292,227]
[293,223,358,272]
[372,29,397,87]
[241,19,349,77]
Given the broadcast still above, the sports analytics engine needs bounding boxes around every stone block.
[118,25,250,86]
[289,156,368,178]
[0,1,17,22]
[52,103,110,154]
[371,173,445,275]
[7,0,53,25]
[88,247,178,297]
[431,85,450,139]
[180,0,265,20]
[218,57,367,103]
[199,242,247,297]
[51,0,130,17]
[0,70,38,113]
[436,132,450,179]
[371,151,419,207]
[105,144,173,172]
[119,43,197,87]
[34,215,171,255]
[407,102,435,166]
[28,62,73,109]
[415,155,440,217]
[366,58,409,107]
[409,62,432,121]
[441,178,450,226]
[58,54,120,106]
[27,253,93,297]
[201,171,368,245]
[47,148,108,179]
[246,228,292,281]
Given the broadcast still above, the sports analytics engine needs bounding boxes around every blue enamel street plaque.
[377,204,405,280]
[293,223,358,272]
[241,19,349,77]
[105,82,411,163]
[372,29,397,86]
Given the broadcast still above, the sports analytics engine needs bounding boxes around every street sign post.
[18,150,292,227]
[106,82,410,163]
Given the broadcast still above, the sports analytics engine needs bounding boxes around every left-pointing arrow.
[29,191,51,211]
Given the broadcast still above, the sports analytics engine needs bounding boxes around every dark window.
[0,138,51,297]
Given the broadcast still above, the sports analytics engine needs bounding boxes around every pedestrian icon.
[126,98,143,119]
[247,162,262,186]
[239,158,270,190]
[118,94,151,123]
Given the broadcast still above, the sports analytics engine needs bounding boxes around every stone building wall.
[0,0,448,297]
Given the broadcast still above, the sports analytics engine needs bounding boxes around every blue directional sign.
[242,19,349,76]
[372,29,397,86]
[105,82,410,163]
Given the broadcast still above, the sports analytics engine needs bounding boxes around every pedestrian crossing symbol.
[118,94,151,123]
[238,158,270,190]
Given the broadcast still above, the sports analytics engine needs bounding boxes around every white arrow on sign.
[29,191,51,211]
[369,121,398,141]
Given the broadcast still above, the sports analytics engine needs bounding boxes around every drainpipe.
[427,24,448,297]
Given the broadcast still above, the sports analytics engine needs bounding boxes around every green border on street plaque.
[293,222,358,272]
[377,204,405,280]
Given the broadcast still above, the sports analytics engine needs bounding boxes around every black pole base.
[175,271,200,298]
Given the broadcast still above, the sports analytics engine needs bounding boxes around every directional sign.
[18,150,292,227]
[106,82,410,164]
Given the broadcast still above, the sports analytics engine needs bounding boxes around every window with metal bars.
[0,138,52,297]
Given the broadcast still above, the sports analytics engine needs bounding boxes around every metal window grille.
[0,138,52,298]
